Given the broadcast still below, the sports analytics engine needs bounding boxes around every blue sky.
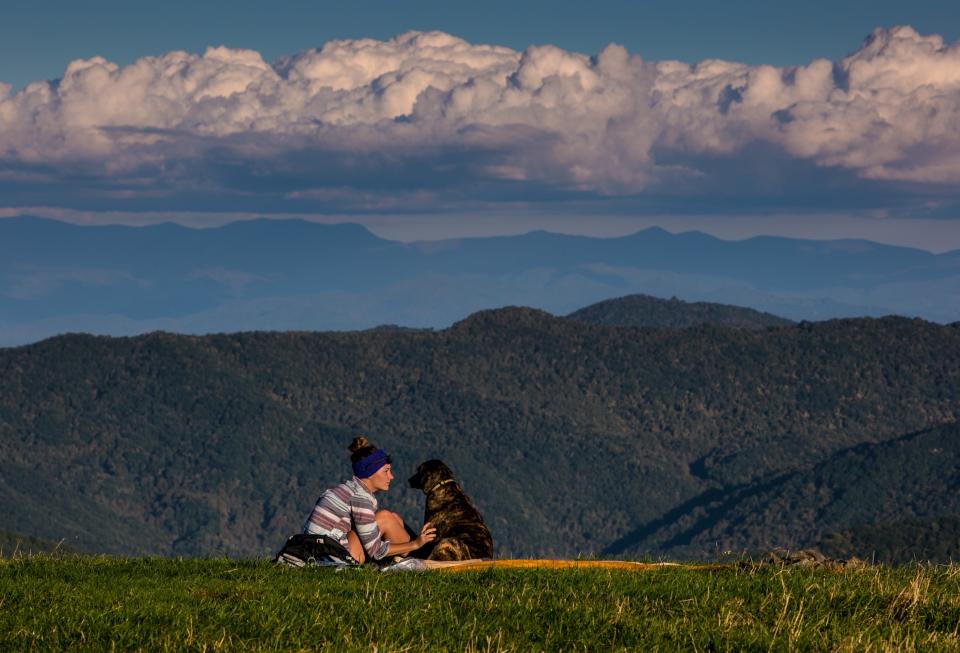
[1,0,959,249]
[3,0,957,91]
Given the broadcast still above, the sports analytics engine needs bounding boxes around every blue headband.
[353,449,390,478]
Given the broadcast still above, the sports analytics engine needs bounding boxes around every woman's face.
[365,464,394,493]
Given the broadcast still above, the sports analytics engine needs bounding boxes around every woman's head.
[349,436,393,491]
[348,436,377,463]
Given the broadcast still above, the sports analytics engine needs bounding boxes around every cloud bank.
[2,27,959,213]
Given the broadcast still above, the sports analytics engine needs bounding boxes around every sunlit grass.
[2,556,959,651]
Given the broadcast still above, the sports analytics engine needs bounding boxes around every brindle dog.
[408,459,494,561]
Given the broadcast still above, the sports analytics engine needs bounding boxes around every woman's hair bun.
[348,436,372,454]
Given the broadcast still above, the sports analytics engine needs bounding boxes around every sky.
[1,0,959,250]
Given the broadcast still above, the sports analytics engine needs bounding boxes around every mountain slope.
[0,530,72,557]
[819,516,960,564]
[1,311,958,558]
[607,421,960,559]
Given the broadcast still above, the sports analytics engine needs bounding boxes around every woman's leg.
[375,510,412,544]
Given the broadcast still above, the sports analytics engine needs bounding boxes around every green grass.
[2,557,959,652]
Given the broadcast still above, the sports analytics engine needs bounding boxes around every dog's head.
[408,459,455,493]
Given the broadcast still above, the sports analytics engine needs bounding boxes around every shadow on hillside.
[602,474,792,556]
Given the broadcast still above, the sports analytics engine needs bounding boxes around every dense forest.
[605,421,960,559]
[1,303,958,560]
[567,294,794,329]
[819,515,960,564]
[0,530,71,556]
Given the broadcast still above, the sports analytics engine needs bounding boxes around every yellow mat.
[417,559,730,572]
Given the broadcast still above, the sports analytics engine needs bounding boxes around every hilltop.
[566,294,794,329]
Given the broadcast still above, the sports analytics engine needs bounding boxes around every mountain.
[1,216,958,346]
[0,530,72,557]
[818,516,960,564]
[566,294,794,329]
[605,421,960,559]
[1,309,958,559]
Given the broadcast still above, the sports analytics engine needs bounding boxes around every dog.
[408,459,493,561]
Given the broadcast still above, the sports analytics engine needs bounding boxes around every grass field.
[2,556,959,651]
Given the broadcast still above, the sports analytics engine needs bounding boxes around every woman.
[303,436,436,563]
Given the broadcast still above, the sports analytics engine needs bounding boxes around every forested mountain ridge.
[820,515,960,564]
[0,530,72,556]
[1,309,958,559]
[605,420,960,558]
[567,294,794,329]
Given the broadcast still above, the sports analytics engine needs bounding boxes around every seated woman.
[303,436,436,563]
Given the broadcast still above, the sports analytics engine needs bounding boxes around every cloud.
[1,27,960,213]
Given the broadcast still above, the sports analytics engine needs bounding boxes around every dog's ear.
[408,462,427,490]
[429,460,454,481]
[421,459,455,488]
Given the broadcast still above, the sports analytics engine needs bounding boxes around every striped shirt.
[303,476,390,560]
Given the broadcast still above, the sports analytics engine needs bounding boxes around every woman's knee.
[375,510,411,542]
[375,510,402,526]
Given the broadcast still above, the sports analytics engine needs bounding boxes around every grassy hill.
[3,557,959,651]
[1,308,958,559]
[567,294,795,329]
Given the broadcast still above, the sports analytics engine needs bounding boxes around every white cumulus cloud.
[1,26,959,211]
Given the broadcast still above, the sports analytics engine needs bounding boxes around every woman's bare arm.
[386,522,436,556]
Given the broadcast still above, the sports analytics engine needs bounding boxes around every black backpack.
[274,533,361,568]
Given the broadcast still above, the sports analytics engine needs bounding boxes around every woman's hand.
[415,522,437,548]
[383,520,438,557]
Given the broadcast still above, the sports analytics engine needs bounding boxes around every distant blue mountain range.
[1,216,957,346]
